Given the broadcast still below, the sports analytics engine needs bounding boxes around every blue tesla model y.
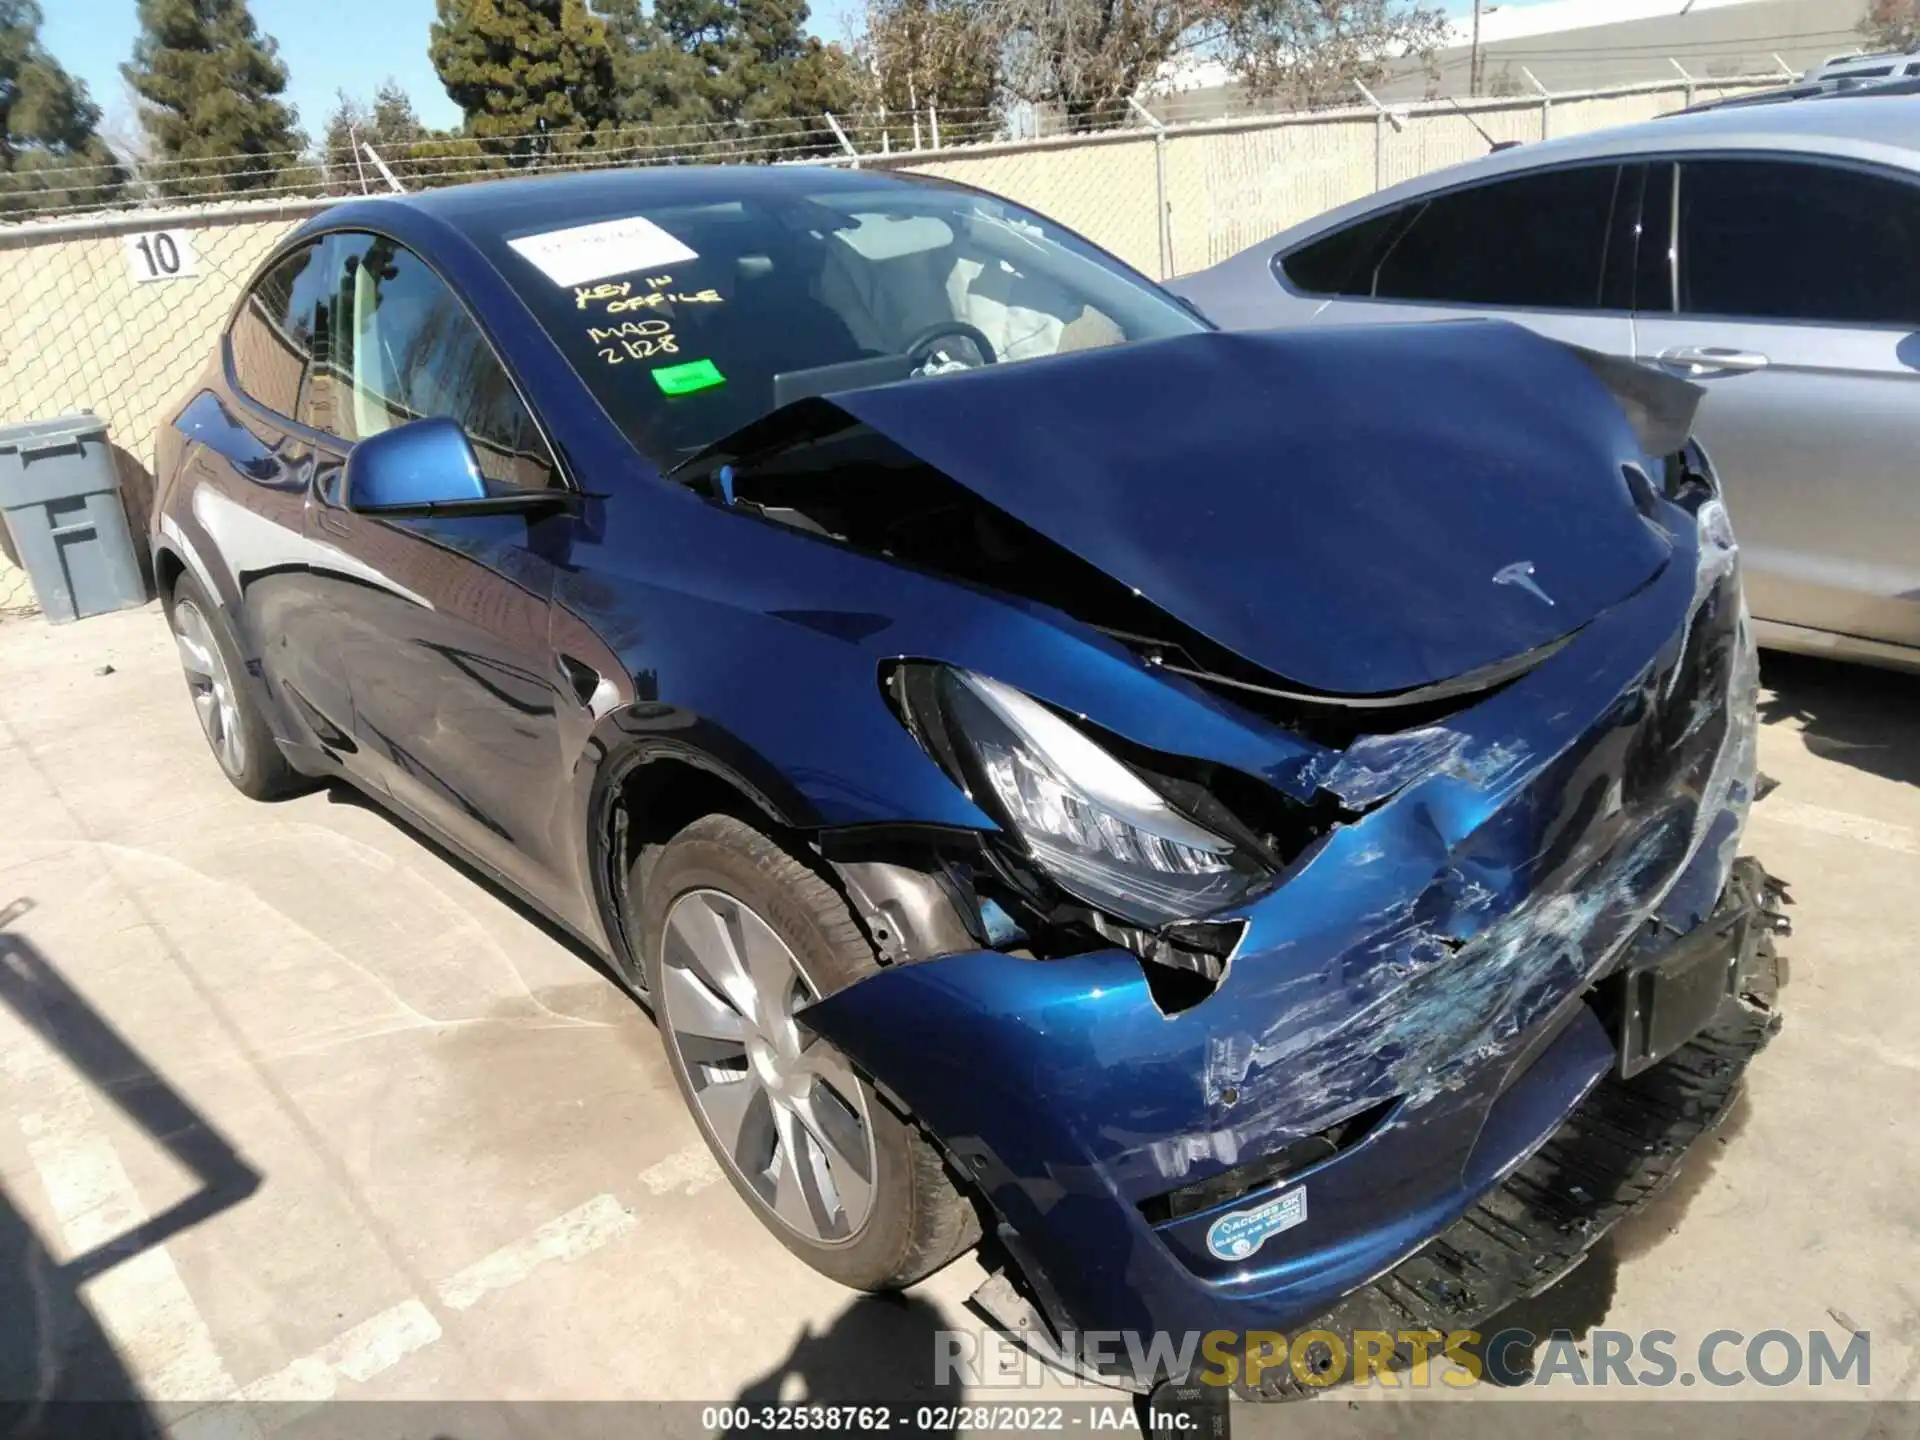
[151,166,1786,1396]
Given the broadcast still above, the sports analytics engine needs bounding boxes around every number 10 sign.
[124,229,200,283]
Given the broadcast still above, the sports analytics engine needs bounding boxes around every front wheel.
[637,813,978,1290]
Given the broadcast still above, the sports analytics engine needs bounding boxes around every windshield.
[478,179,1206,465]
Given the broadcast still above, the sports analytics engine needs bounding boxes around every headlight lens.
[909,668,1270,925]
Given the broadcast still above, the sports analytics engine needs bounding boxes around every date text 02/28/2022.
[696,1405,1183,1432]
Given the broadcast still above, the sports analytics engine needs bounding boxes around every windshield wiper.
[664,395,866,490]
[771,353,915,409]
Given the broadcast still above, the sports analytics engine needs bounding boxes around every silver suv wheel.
[658,887,878,1244]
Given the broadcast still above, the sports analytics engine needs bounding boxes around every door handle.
[1658,346,1770,376]
[311,507,351,539]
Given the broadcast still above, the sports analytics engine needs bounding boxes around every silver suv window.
[1277,164,1623,310]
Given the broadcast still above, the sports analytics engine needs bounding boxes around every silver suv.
[1805,50,1920,83]
[1168,98,1920,673]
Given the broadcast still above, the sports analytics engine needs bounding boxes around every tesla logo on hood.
[1492,560,1555,607]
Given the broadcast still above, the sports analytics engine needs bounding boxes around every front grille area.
[1131,554,1753,1262]
[1138,1097,1398,1226]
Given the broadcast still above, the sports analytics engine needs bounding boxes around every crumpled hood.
[828,323,1679,696]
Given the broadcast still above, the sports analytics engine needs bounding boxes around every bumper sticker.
[1206,1186,1307,1262]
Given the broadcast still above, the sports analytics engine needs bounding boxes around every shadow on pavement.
[0,897,261,1434]
[723,1292,964,1435]
[1759,650,1920,789]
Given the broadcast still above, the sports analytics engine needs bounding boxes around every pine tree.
[599,0,714,130]
[323,81,428,191]
[432,0,620,159]
[732,0,857,124]
[623,0,855,148]
[0,0,124,214]
[122,0,303,197]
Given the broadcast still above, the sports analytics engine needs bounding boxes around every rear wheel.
[637,813,978,1290]
[168,573,307,800]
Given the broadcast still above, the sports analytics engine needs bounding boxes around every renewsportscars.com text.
[935,1326,1872,1390]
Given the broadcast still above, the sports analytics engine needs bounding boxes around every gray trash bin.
[0,413,149,624]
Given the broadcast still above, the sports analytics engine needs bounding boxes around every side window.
[1676,160,1920,326]
[328,233,555,491]
[229,241,329,417]
[1369,165,1623,309]
[1276,209,1407,296]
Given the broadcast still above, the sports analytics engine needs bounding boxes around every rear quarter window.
[1371,165,1622,309]
[1276,210,1405,296]
[229,242,326,417]
[1276,166,1622,311]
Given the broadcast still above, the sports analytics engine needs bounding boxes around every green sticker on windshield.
[653,358,725,395]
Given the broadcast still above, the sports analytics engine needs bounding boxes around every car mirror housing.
[340,417,580,520]
[343,416,490,514]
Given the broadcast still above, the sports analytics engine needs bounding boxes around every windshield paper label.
[1206,1186,1307,1262]
[508,217,699,288]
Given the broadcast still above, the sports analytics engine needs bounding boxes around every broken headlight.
[896,667,1271,926]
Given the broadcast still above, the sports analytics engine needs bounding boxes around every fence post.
[1126,97,1173,280]
[349,123,369,193]
[1354,81,1398,191]
[1523,67,1552,139]
[823,112,860,168]
[929,102,940,149]
[361,142,404,193]
[1670,57,1695,109]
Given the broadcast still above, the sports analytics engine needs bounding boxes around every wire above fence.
[0,67,1786,235]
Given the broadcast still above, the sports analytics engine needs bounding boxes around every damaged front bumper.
[1237,854,1787,1399]
[805,542,1781,1394]
[809,853,1786,1395]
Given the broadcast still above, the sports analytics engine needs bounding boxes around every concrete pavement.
[1,603,1916,1431]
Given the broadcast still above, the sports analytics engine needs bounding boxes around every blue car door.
[176,236,359,757]
[296,230,589,926]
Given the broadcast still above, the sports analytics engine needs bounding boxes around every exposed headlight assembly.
[893,666,1272,926]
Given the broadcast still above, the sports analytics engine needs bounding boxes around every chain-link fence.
[0,71,1777,619]
[0,201,329,614]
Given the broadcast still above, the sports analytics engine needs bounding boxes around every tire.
[637,813,979,1290]
[167,572,308,801]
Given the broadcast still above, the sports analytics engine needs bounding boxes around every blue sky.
[45,0,1525,141]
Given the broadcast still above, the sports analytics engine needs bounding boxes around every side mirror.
[342,416,488,513]
[338,415,581,520]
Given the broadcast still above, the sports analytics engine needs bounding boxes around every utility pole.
[1471,0,1484,97]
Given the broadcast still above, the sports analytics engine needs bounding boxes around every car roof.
[1238,96,1920,256]
[383,163,940,231]
[1683,74,1920,113]
[1429,95,1920,180]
